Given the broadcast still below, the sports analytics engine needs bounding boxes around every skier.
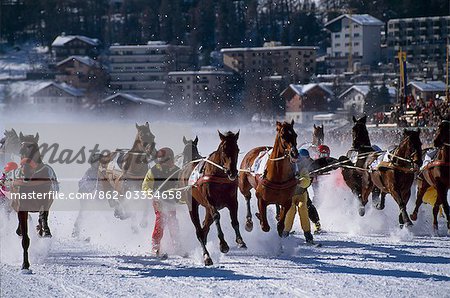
[142,148,181,257]
[282,149,317,245]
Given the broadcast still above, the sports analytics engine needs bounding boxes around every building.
[281,83,334,124]
[325,14,384,73]
[167,66,234,117]
[100,92,167,118]
[109,41,193,100]
[51,35,100,59]
[387,16,450,75]
[221,43,317,83]
[339,84,397,114]
[55,56,106,90]
[32,82,84,112]
[407,81,446,101]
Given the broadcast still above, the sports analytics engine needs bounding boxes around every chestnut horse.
[239,120,299,236]
[339,116,386,215]
[97,122,156,219]
[13,133,58,271]
[368,129,422,227]
[411,116,450,234]
[179,131,246,266]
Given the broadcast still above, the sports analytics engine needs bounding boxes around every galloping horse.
[12,132,58,271]
[339,116,385,216]
[411,115,450,234]
[179,131,246,266]
[239,120,299,236]
[368,129,422,227]
[97,122,156,219]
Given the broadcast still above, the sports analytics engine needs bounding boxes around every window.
[335,34,340,38]
[354,42,359,46]
[335,43,341,47]
[345,34,350,38]
[354,33,360,37]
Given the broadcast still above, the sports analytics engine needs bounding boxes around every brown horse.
[339,116,386,216]
[179,131,246,266]
[368,129,422,227]
[182,136,202,165]
[12,132,58,271]
[411,116,450,234]
[239,120,299,236]
[97,122,156,219]
[312,124,324,146]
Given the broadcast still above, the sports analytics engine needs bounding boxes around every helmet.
[299,149,310,158]
[156,147,174,164]
[317,145,330,158]
[4,161,18,172]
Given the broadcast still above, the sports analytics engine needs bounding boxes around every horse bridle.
[389,135,421,169]
[273,133,297,162]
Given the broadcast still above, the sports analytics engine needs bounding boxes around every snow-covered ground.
[1,122,449,297]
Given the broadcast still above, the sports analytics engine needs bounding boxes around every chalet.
[56,56,106,89]
[339,85,397,114]
[281,83,334,124]
[100,93,167,118]
[407,81,446,102]
[32,82,84,112]
[51,35,100,59]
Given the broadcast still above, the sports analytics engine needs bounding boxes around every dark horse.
[369,129,422,227]
[97,122,156,219]
[179,131,246,266]
[239,120,299,236]
[340,116,386,216]
[12,132,57,271]
[411,116,450,234]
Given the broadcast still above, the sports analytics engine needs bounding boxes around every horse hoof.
[261,225,270,232]
[245,221,253,232]
[375,203,385,210]
[410,213,417,221]
[404,222,413,228]
[237,240,247,249]
[16,228,22,237]
[43,233,52,238]
[204,255,213,266]
[255,213,261,220]
[20,268,32,274]
[220,242,230,254]
[358,207,365,216]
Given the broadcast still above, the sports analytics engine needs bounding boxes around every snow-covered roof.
[56,56,99,67]
[288,83,333,96]
[33,82,85,97]
[221,46,317,53]
[325,14,384,27]
[101,93,166,107]
[52,35,100,47]
[408,81,446,92]
[339,85,397,98]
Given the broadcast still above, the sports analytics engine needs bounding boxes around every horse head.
[402,129,423,169]
[312,124,324,146]
[182,135,201,164]
[351,115,371,150]
[19,132,42,163]
[218,130,240,181]
[135,122,156,159]
[276,120,299,159]
[2,128,20,153]
[434,114,450,148]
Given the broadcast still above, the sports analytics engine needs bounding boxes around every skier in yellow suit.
[282,149,316,245]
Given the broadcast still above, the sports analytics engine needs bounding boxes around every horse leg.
[276,202,291,237]
[39,211,52,237]
[372,187,385,210]
[240,176,253,232]
[400,188,413,227]
[211,207,229,254]
[256,195,270,232]
[188,200,212,266]
[440,192,450,235]
[358,187,371,217]
[18,211,30,270]
[432,204,440,236]
[228,201,247,249]
[16,221,22,237]
[411,178,428,221]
